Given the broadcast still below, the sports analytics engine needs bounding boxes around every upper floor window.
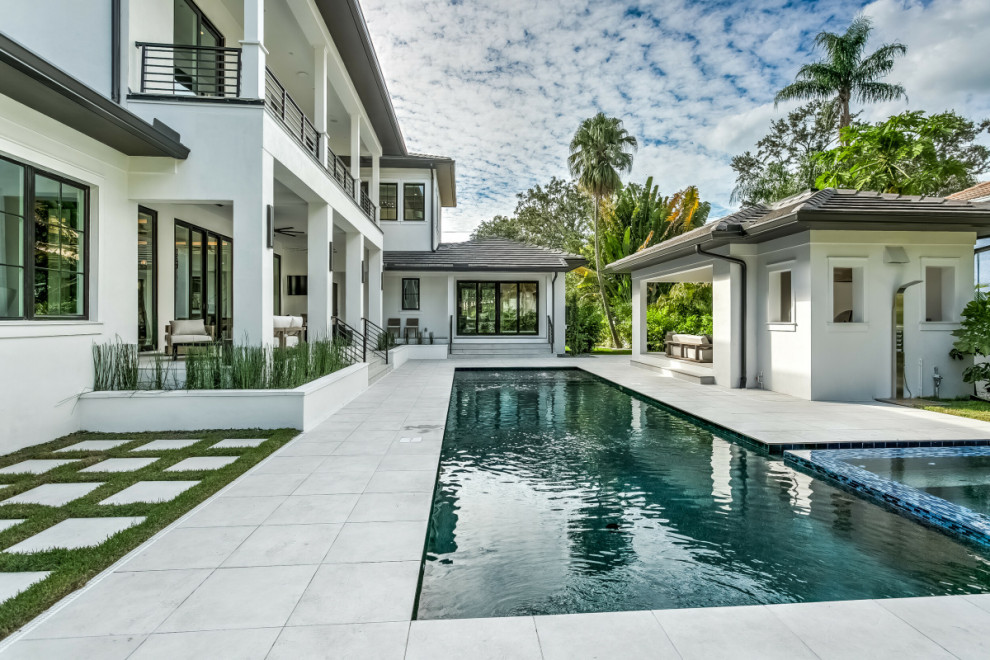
[380,183,398,221]
[404,183,425,221]
[174,0,223,47]
[0,156,88,320]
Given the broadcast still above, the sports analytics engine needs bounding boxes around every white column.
[345,232,364,323]
[349,114,361,198]
[239,0,266,99]
[314,47,328,168]
[712,261,738,388]
[367,248,383,326]
[307,203,332,338]
[371,153,381,222]
[232,152,275,345]
[632,276,648,358]
[554,273,566,355]
[447,276,456,343]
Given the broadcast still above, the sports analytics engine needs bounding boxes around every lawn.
[0,428,296,638]
[920,399,990,423]
[590,347,632,355]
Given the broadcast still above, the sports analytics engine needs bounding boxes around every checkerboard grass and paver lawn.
[0,428,296,638]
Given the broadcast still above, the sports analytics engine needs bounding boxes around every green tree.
[951,291,990,396]
[814,111,990,195]
[471,177,591,254]
[731,101,841,205]
[775,16,906,138]
[568,113,638,347]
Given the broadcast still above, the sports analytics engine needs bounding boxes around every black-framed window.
[403,183,425,221]
[457,281,537,335]
[273,253,282,315]
[402,278,420,310]
[174,219,232,338]
[380,183,398,221]
[0,155,88,320]
[138,207,158,350]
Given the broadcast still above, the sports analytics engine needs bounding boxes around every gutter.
[695,243,747,389]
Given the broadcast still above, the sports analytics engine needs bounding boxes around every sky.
[360,0,990,241]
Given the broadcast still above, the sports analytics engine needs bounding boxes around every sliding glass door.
[457,281,538,335]
[137,208,157,351]
[174,219,232,339]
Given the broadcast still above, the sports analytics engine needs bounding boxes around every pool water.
[854,455,990,516]
[415,369,990,619]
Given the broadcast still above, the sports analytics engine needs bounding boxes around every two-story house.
[0,0,581,449]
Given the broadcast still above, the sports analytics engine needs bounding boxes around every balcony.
[136,43,241,98]
[264,68,378,225]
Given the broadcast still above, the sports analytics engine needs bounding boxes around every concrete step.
[367,357,392,384]
[451,343,552,355]
[631,359,715,385]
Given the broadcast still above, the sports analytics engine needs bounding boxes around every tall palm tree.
[568,113,637,348]
[775,16,906,140]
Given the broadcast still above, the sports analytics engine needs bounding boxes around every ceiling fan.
[274,226,304,237]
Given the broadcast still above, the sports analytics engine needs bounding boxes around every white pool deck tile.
[0,460,76,475]
[211,438,267,449]
[99,481,199,505]
[130,627,280,660]
[165,456,238,472]
[2,483,104,508]
[80,458,159,473]
[132,440,200,452]
[54,440,131,453]
[4,517,146,554]
[10,356,990,658]
[0,572,50,603]
[1,635,145,660]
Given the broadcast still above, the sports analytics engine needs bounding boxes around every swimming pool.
[415,369,990,619]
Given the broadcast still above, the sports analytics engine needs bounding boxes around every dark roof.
[0,33,189,159]
[608,188,990,273]
[385,239,585,272]
[316,0,406,156]
[948,181,990,201]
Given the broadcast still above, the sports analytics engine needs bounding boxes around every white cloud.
[359,0,990,237]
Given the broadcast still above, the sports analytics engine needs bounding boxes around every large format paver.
[132,440,199,452]
[10,356,990,659]
[80,458,159,473]
[1,483,103,507]
[165,456,237,472]
[0,460,76,475]
[211,438,267,449]
[0,572,50,603]
[4,517,145,553]
[55,440,131,453]
[100,481,199,505]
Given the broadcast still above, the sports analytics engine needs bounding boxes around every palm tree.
[775,16,906,140]
[568,113,637,348]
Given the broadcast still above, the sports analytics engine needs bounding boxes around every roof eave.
[0,34,189,159]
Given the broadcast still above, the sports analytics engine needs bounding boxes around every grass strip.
[0,427,296,638]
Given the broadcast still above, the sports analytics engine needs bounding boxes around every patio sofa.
[165,319,215,359]
[664,333,713,363]
[274,315,306,348]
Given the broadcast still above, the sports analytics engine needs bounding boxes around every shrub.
[566,291,605,354]
[646,283,714,352]
[92,338,138,391]
[951,291,990,395]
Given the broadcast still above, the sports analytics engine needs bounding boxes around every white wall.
[0,94,134,451]
[808,230,975,401]
[383,273,450,342]
[379,168,436,251]
[5,0,115,97]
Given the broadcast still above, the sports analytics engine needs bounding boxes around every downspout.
[695,243,747,389]
[111,0,121,103]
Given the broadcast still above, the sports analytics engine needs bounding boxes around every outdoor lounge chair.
[665,333,713,363]
[274,315,306,348]
[387,318,402,341]
[404,318,419,343]
[165,319,215,359]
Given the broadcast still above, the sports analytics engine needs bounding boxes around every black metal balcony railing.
[324,148,356,200]
[264,68,319,160]
[137,43,241,98]
[360,188,378,221]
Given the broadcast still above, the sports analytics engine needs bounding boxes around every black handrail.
[448,315,453,356]
[362,317,390,364]
[265,67,319,160]
[137,42,241,98]
[331,316,366,364]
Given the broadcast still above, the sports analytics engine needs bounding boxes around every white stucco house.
[609,189,990,402]
[0,0,583,451]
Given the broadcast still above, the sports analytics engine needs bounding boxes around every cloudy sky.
[360,0,990,241]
